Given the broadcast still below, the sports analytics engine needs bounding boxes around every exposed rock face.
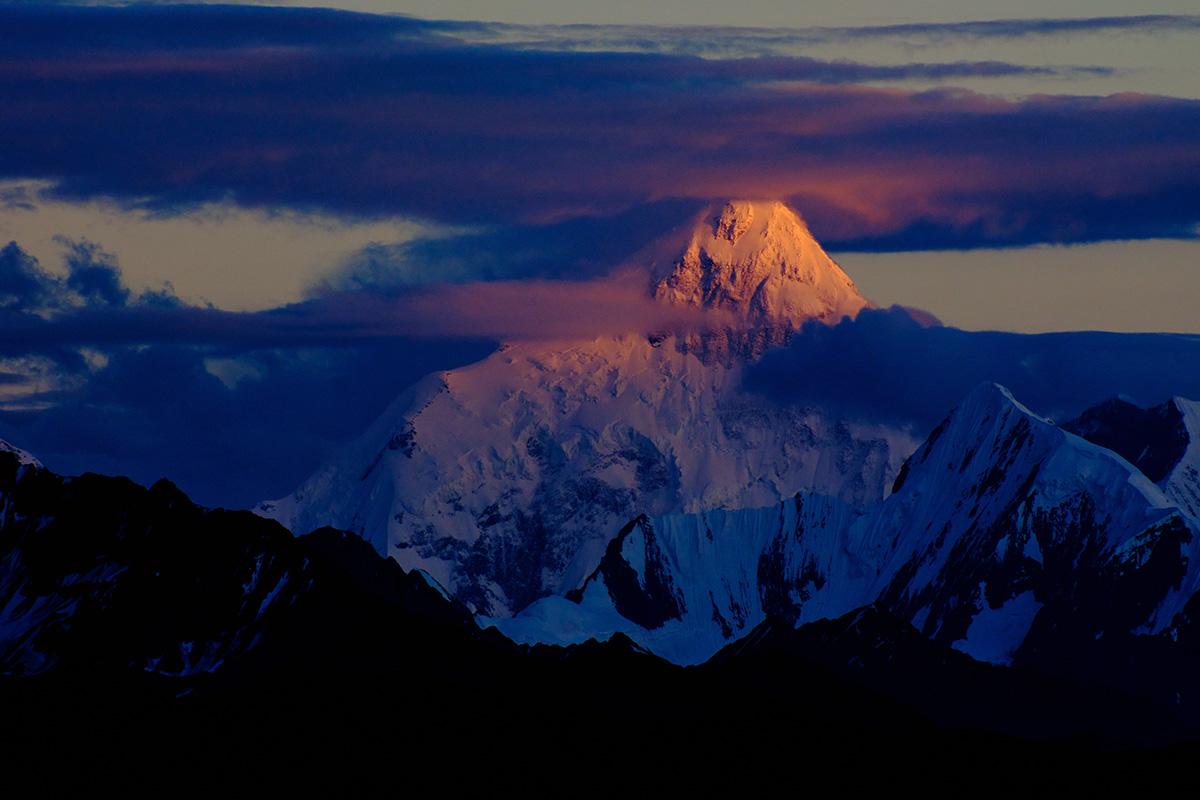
[498,383,1200,667]
[0,450,468,677]
[1062,397,1189,483]
[1165,397,1200,520]
[650,199,868,362]
[1063,395,1200,522]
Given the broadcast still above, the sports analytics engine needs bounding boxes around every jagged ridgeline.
[3,447,1199,790]
[498,384,1200,679]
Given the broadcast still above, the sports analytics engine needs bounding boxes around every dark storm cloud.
[1,5,1196,250]
[745,307,1200,436]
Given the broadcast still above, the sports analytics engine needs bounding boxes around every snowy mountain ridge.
[1164,397,1200,520]
[0,439,40,469]
[495,383,1200,665]
[260,199,911,616]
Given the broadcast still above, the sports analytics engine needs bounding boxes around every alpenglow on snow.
[259,201,916,616]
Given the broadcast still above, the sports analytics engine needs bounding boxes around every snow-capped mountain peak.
[1060,393,1200,522]
[651,199,868,328]
[259,201,913,617]
[497,382,1200,666]
[1165,396,1200,519]
[0,439,41,468]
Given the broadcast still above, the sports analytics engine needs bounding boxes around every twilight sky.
[2,2,1199,504]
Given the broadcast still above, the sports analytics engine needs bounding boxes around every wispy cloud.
[0,277,727,351]
[442,14,1200,57]
[0,240,721,355]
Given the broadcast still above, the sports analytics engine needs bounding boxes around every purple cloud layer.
[0,4,1197,251]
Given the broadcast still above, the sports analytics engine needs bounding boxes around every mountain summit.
[0,439,40,468]
[652,200,867,324]
[260,202,909,616]
[647,200,867,359]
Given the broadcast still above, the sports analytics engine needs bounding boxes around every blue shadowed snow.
[952,588,1044,666]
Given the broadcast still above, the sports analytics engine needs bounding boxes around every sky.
[1,2,1199,505]
[272,1,1200,27]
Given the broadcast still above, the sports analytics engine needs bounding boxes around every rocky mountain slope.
[2,448,1194,791]
[1166,398,1200,519]
[1064,395,1200,521]
[649,198,868,360]
[0,448,474,677]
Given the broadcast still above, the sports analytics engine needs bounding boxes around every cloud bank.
[745,307,1200,435]
[0,238,499,505]
[1,4,1198,251]
[0,241,717,356]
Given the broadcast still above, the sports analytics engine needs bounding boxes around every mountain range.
[5,199,1200,785]
[259,200,915,616]
[497,383,1200,674]
[0,443,1195,791]
[250,198,1200,708]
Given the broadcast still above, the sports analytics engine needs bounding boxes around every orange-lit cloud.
[3,5,1197,252]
